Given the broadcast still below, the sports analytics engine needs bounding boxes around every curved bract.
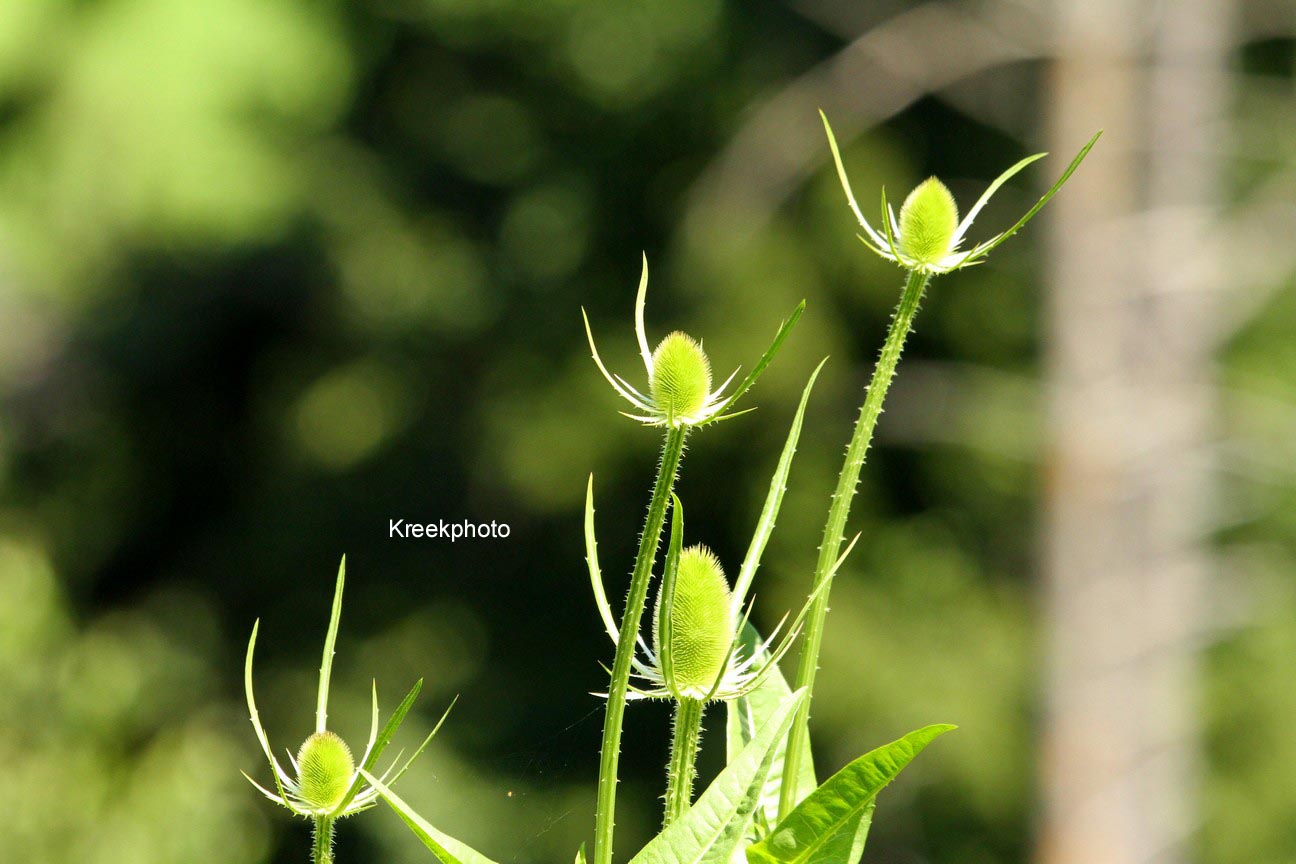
[243,557,455,862]
[822,111,1101,275]
[582,254,804,428]
[243,111,1098,864]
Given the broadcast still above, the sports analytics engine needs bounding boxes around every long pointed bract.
[245,620,294,796]
[953,152,1047,243]
[962,130,1102,263]
[582,309,654,410]
[702,301,806,424]
[317,556,347,733]
[586,476,621,645]
[334,678,425,815]
[634,254,653,374]
[820,111,889,249]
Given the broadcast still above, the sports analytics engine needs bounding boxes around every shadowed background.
[0,1,1293,863]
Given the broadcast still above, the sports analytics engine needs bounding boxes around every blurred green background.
[0,1,1292,863]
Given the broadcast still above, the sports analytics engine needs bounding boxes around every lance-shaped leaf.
[361,770,501,864]
[629,689,806,864]
[746,725,955,864]
[731,358,827,612]
[725,623,816,836]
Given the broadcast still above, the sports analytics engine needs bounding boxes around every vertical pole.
[1039,1,1229,862]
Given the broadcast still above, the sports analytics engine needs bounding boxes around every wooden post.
[1039,1,1229,862]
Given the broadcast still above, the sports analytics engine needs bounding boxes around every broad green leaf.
[726,623,816,836]
[747,725,954,864]
[361,770,501,864]
[630,689,806,864]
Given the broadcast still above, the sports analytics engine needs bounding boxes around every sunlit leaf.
[629,689,806,864]
[726,623,816,836]
[747,725,954,864]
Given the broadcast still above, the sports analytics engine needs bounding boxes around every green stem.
[312,816,335,864]
[779,268,931,820]
[594,424,689,864]
[663,697,706,827]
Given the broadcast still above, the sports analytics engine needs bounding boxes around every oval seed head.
[296,730,355,811]
[898,177,959,266]
[654,544,734,699]
[649,332,712,421]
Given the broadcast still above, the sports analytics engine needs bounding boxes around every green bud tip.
[649,332,712,420]
[296,730,355,811]
[898,177,959,266]
[655,544,734,698]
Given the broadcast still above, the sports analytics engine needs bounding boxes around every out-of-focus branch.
[682,1,1044,242]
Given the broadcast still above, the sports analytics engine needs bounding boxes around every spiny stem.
[779,267,931,820]
[312,815,335,864]
[593,425,689,864]
[663,697,706,827]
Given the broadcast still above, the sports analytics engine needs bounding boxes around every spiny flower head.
[649,333,713,422]
[586,487,855,706]
[297,731,355,811]
[898,178,958,266]
[582,254,804,428]
[652,545,733,699]
[821,111,1100,275]
[244,557,454,819]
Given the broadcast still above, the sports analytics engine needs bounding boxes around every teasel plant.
[272,113,1099,864]
[587,357,851,827]
[772,114,1102,821]
[244,557,454,864]
[591,497,859,828]
[577,255,807,864]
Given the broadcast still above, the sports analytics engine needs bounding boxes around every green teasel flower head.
[652,544,733,699]
[898,178,959,267]
[582,254,805,428]
[296,731,355,811]
[244,556,456,818]
[821,111,1101,275]
[649,332,713,422]
[585,485,857,705]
